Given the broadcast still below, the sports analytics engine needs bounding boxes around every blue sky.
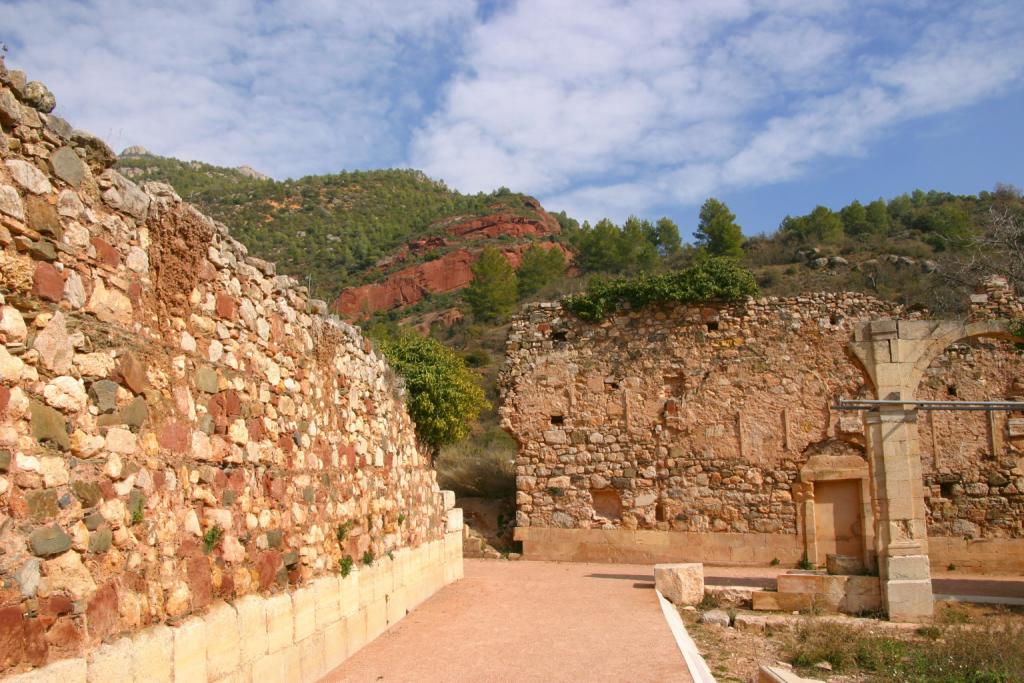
[2,0,1022,240]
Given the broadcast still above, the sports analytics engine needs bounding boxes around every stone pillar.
[864,407,933,621]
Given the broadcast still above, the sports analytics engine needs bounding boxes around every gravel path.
[322,559,691,682]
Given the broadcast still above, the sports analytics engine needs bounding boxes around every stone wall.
[500,290,1023,567]
[0,59,458,678]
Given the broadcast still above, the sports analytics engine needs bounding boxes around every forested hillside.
[117,153,544,300]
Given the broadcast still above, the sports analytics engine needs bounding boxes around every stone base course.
[4,533,463,683]
[515,527,1024,574]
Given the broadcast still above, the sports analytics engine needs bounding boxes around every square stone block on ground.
[654,562,704,606]
[752,590,813,612]
[777,572,825,595]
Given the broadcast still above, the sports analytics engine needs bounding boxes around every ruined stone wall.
[500,291,1023,556]
[0,60,455,678]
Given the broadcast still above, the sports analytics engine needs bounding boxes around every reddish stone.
[115,352,148,393]
[179,539,199,557]
[276,434,293,454]
[45,615,83,658]
[42,595,73,616]
[217,572,234,599]
[214,470,227,492]
[227,470,245,495]
[339,443,356,468]
[86,583,119,642]
[157,422,190,452]
[127,280,144,308]
[153,470,166,489]
[268,477,286,501]
[186,556,212,609]
[24,616,48,666]
[270,315,284,343]
[198,259,217,281]
[99,480,116,500]
[255,551,281,590]
[207,390,241,422]
[0,386,10,413]
[0,606,26,668]
[91,237,120,267]
[215,293,236,320]
[246,417,266,441]
[32,262,64,302]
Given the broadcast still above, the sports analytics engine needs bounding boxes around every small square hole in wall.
[552,330,568,342]
[550,415,565,426]
[947,384,958,397]
[940,481,955,498]
[706,321,719,331]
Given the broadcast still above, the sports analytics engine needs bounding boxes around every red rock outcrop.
[334,241,571,319]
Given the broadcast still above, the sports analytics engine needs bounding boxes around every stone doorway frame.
[848,318,1021,621]
[798,455,874,570]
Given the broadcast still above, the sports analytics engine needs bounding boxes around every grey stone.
[266,529,283,548]
[27,239,57,261]
[119,396,149,429]
[809,257,829,269]
[43,113,73,141]
[100,171,149,221]
[72,480,103,508]
[198,413,215,435]
[16,558,41,597]
[0,449,10,471]
[700,609,731,627]
[23,81,56,112]
[0,87,20,127]
[49,146,87,187]
[71,129,117,171]
[26,489,59,520]
[5,159,53,194]
[0,184,23,220]
[195,367,219,393]
[58,493,72,509]
[6,69,27,97]
[88,526,113,553]
[30,400,70,450]
[89,380,120,412]
[29,525,72,556]
[552,511,574,528]
[25,195,62,239]
[84,512,105,530]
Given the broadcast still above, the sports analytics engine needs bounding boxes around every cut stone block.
[172,616,207,683]
[365,598,387,641]
[265,592,294,653]
[704,585,753,608]
[87,637,133,682]
[292,586,317,642]
[752,590,813,612]
[654,562,704,606]
[777,572,824,594]
[298,631,326,682]
[322,617,349,670]
[313,575,342,629]
[205,601,240,680]
[699,608,730,626]
[6,657,87,683]
[131,624,172,683]
[445,507,463,533]
[440,489,456,510]
[235,594,269,664]
[826,554,865,575]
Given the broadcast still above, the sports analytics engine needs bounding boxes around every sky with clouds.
[2,0,1023,238]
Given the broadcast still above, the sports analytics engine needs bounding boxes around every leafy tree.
[865,199,890,234]
[374,329,489,452]
[781,205,844,243]
[464,247,518,322]
[619,216,659,272]
[696,198,745,258]
[656,217,682,255]
[517,245,566,299]
[572,219,627,273]
[840,200,869,236]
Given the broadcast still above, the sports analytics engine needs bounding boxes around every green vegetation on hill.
[116,155,541,300]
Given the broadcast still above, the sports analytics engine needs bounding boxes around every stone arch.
[846,317,1022,621]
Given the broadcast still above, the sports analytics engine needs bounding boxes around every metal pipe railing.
[833,398,1024,412]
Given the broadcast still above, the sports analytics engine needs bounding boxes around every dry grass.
[436,426,517,499]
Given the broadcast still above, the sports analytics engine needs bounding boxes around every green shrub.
[339,555,354,577]
[202,524,224,554]
[374,328,489,451]
[563,257,757,322]
[362,550,374,566]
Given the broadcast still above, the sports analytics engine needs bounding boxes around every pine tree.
[517,245,566,299]
[464,247,518,322]
[696,198,745,258]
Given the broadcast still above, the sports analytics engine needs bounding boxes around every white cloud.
[0,0,476,178]
[410,0,1024,222]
